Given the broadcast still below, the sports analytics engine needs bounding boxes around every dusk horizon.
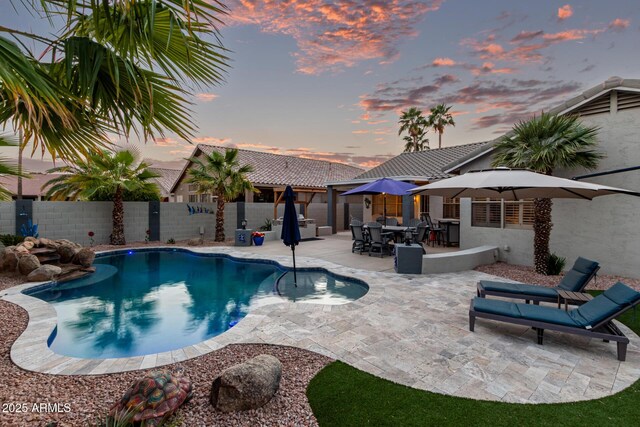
[1,0,638,170]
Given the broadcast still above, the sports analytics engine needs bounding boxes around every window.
[443,197,460,219]
[419,195,430,218]
[372,194,402,217]
[471,198,501,228]
[188,194,197,203]
[199,194,210,203]
[471,198,534,228]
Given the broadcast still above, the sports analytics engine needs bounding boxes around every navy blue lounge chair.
[477,257,600,304]
[469,282,640,361]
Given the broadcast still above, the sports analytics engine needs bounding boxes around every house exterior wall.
[459,104,640,277]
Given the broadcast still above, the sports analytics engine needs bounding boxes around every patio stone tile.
[7,242,640,404]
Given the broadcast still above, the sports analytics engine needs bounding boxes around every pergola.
[273,187,325,219]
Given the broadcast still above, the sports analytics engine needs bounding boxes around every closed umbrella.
[409,168,640,199]
[281,185,301,287]
[342,178,417,225]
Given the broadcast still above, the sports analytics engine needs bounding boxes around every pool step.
[56,265,96,283]
[30,247,61,265]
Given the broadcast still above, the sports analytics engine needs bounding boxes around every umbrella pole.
[292,245,297,287]
[383,194,387,226]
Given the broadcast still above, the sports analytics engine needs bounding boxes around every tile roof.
[353,142,490,181]
[173,145,364,191]
[0,173,63,197]
[149,168,182,196]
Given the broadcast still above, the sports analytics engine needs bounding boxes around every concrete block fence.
[0,201,357,245]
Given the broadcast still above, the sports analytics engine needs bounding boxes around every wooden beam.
[273,190,285,219]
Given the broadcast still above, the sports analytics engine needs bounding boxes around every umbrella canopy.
[342,177,417,196]
[409,168,640,200]
[281,185,301,286]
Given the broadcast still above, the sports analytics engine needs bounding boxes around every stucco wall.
[459,104,640,277]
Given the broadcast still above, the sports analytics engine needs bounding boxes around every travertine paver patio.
[4,241,640,404]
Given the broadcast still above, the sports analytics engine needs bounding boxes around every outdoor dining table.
[434,218,460,247]
[363,224,416,242]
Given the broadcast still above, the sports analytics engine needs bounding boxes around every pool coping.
[2,246,382,376]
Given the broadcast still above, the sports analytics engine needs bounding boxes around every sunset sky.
[2,0,640,170]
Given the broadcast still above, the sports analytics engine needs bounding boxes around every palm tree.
[427,103,456,148]
[0,1,229,161]
[491,112,603,274]
[398,107,429,152]
[43,148,160,245]
[186,148,256,242]
[0,135,26,200]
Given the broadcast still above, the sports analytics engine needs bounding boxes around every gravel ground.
[475,262,640,291]
[0,299,331,426]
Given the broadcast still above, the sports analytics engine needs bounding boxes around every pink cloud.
[432,57,457,67]
[195,93,218,102]
[609,18,630,31]
[155,137,179,147]
[227,0,443,74]
[557,5,573,21]
[542,28,605,42]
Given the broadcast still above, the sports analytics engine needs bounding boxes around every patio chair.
[350,219,363,226]
[469,282,640,361]
[367,223,393,257]
[406,218,422,228]
[411,222,429,254]
[350,224,369,254]
[376,216,385,225]
[386,218,399,226]
[424,214,445,247]
[477,257,600,304]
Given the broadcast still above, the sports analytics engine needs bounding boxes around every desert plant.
[547,253,567,276]
[492,112,603,274]
[186,148,256,242]
[259,219,272,231]
[20,219,38,238]
[0,234,24,246]
[166,238,176,244]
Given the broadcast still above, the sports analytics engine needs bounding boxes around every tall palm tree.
[491,113,603,274]
[43,148,160,245]
[427,103,456,149]
[0,136,26,201]
[186,148,256,242]
[0,1,229,161]
[398,107,429,152]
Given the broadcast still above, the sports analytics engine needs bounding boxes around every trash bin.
[235,229,253,246]
[394,244,423,274]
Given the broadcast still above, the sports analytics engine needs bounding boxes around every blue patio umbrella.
[342,178,418,225]
[281,185,301,286]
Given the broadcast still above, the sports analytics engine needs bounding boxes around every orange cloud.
[155,137,179,147]
[227,0,443,74]
[557,5,573,21]
[432,57,457,67]
[192,137,233,145]
[609,18,630,31]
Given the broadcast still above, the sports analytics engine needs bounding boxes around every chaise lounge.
[477,257,600,304]
[469,282,640,361]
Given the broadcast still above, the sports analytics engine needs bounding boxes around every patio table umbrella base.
[281,185,301,287]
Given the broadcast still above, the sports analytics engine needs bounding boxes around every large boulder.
[39,238,58,249]
[20,241,35,250]
[18,254,41,275]
[57,244,79,264]
[24,236,38,244]
[55,239,82,249]
[74,248,95,267]
[1,248,18,272]
[210,354,282,412]
[27,265,62,282]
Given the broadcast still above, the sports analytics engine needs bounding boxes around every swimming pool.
[26,249,368,359]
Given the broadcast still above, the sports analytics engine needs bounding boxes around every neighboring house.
[171,144,364,206]
[326,142,489,226]
[445,76,640,277]
[0,174,64,200]
[149,168,182,201]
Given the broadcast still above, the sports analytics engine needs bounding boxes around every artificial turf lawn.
[307,290,640,426]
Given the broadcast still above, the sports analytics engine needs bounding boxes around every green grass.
[307,292,640,426]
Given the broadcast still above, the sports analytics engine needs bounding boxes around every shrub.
[547,253,566,275]
[0,234,24,246]
[259,219,272,232]
[166,238,176,244]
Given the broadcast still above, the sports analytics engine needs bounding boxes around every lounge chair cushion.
[603,282,640,306]
[557,257,599,291]
[480,281,558,298]
[472,298,580,327]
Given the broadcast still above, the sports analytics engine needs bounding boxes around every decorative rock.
[57,245,79,264]
[188,238,202,246]
[18,254,41,275]
[55,239,82,249]
[27,265,62,281]
[1,249,18,272]
[73,248,95,267]
[39,238,57,248]
[21,241,35,250]
[210,354,282,412]
[24,236,38,244]
[15,246,29,255]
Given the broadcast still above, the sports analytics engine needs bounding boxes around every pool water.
[27,250,368,359]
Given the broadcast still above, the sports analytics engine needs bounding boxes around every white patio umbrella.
[409,168,640,200]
